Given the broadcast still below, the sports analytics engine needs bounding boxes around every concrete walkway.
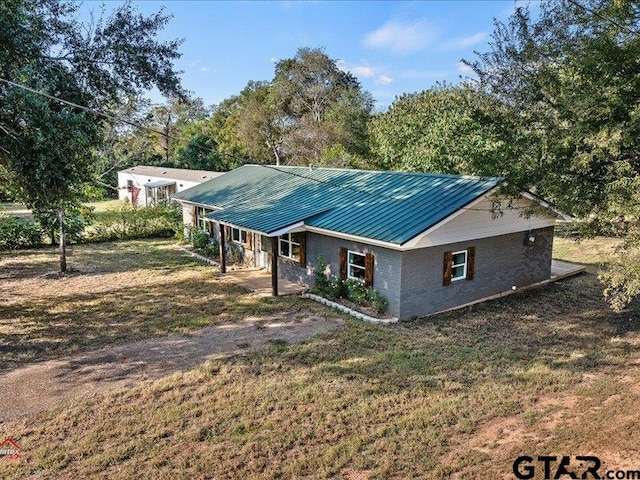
[221,267,306,296]
[551,259,586,280]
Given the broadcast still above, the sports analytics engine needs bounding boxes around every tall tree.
[234,81,284,164]
[271,48,374,165]
[225,48,374,166]
[145,96,208,165]
[369,84,528,183]
[0,0,183,271]
[463,0,640,309]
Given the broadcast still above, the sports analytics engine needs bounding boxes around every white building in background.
[117,165,224,206]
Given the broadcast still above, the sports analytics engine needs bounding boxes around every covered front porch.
[220,267,306,297]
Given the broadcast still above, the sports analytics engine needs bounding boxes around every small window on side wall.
[339,247,374,287]
[347,250,366,280]
[451,250,467,281]
[443,247,475,286]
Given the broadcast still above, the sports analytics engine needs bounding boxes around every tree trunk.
[59,208,67,273]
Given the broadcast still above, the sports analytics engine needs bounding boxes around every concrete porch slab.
[551,259,586,280]
[221,267,306,296]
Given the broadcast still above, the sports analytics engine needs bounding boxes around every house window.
[196,207,213,231]
[347,250,366,281]
[231,227,247,245]
[443,247,475,286]
[279,233,301,261]
[451,250,467,281]
[126,180,133,191]
[260,235,270,252]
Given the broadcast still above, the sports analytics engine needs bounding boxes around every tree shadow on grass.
[0,270,312,374]
[277,272,640,396]
[0,239,199,280]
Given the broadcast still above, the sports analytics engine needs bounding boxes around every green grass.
[553,236,620,270]
[85,199,123,213]
[1,236,639,479]
[0,201,33,220]
[1,199,121,220]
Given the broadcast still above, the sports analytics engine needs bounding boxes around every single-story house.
[173,164,570,320]
[117,165,225,206]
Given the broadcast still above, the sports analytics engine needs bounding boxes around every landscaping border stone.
[302,292,398,324]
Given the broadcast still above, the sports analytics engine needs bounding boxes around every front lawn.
[0,239,316,372]
[1,237,638,479]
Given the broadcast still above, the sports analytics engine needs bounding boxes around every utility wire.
[0,76,247,166]
[0,76,547,214]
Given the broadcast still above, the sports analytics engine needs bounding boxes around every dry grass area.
[0,240,315,373]
[1,237,639,479]
[553,236,621,270]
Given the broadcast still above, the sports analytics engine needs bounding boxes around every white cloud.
[338,59,379,80]
[363,19,438,55]
[200,67,211,73]
[441,32,487,50]
[376,74,393,85]
[351,65,376,78]
[456,61,475,75]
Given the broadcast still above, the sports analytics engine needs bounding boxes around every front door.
[258,234,270,269]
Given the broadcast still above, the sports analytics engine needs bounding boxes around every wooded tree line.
[1,0,639,308]
[96,46,375,188]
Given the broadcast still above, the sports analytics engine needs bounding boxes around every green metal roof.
[172,165,501,245]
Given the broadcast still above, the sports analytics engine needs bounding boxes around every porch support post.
[219,224,226,274]
[271,236,278,296]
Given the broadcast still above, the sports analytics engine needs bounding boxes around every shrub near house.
[0,202,182,251]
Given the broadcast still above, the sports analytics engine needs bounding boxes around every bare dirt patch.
[0,312,342,422]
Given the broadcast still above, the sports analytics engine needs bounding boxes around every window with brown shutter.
[364,252,374,287]
[443,247,475,286]
[339,247,347,280]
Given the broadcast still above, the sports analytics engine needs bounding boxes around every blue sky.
[83,1,533,110]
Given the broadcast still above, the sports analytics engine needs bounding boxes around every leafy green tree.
[463,0,640,309]
[0,0,183,272]
[174,119,238,171]
[369,85,526,181]
[221,48,374,166]
[234,81,284,164]
[271,48,374,165]
[145,96,209,165]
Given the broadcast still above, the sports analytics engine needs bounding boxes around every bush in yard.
[0,216,44,250]
[366,287,389,314]
[185,227,220,259]
[226,242,243,265]
[35,205,94,245]
[85,202,182,242]
[326,277,349,299]
[314,254,331,292]
[190,229,210,250]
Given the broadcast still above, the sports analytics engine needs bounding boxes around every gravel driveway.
[0,314,343,422]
